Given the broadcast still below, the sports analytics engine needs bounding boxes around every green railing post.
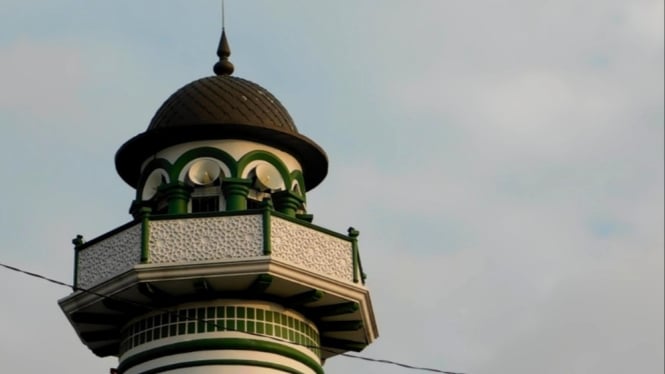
[140,207,152,263]
[261,198,274,255]
[348,227,360,284]
[71,234,85,289]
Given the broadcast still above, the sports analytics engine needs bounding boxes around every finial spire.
[214,28,234,76]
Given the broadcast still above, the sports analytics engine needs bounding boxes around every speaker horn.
[188,159,221,186]
[255,163,284,191]
[142,170,165,200]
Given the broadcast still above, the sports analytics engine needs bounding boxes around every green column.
[159,182,192,214]
[222,178,252,211]
[273,190,305,217]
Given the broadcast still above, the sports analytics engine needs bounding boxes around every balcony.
[75,210,364,290]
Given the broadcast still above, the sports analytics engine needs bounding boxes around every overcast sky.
[0,1,663,373]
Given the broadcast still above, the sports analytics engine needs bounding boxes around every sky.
[0,1,663,373]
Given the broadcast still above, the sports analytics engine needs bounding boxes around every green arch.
[171,147,238,182]
[237,150,293,188]
[290,170,307,201]
[136,158,173,200]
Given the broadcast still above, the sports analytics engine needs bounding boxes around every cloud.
[0,39,87,120]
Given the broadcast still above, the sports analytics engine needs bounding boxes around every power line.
[0,261,465,374]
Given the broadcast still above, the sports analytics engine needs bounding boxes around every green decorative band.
[133,359,307,374]
[118,338,324,374]
[120,306,320,356]
[148,209,260,221]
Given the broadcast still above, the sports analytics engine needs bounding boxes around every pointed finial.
[214,29,234,76]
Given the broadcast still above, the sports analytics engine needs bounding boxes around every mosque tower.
[59,26,377,374]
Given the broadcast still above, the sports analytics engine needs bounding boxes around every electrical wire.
[0,261,465,374]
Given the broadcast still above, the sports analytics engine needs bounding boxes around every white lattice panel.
[149,215,264,263]
[77,224,142,289]
[271,218,354,282]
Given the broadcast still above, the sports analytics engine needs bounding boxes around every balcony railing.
[75,210,364,290]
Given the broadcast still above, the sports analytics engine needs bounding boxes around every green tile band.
[120,306,320,356]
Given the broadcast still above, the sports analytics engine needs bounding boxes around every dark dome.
[148,75,298,133]
[115,75,328,190]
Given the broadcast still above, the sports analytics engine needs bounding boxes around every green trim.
[76,221,139,250]
[118,338,323,374]
[148,209,261,221]
[73,247,80,288]
[348,228,360,283]
[237,150,292,187]
[271,211,353,242]
[140,208,151,263]
[171,147,237,182]
[263,206,272,255]
[134,359,307,374]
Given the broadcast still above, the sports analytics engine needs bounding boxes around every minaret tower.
[59,27,377,373]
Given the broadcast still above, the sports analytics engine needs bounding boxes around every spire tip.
[214,29,234,76]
